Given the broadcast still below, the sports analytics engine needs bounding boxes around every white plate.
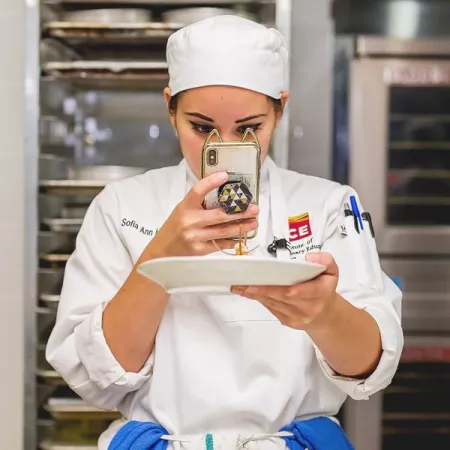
[138,256,326,294]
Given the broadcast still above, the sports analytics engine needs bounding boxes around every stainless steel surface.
[41,75,169,91]
[38,268,64,296]
[40,295,61,310]
[272,0,291,168]
[26,0,40,448]
[41,4,58,23]
[356,37,450,57]
[39,195,64,219]
[43,60,168,72]
[36,369,65,386]
[68,164,147,181]
[40,116,71,148]
[62,8,153,24]
[161,7,256,24]
[37,307,56,347]
[40,79,69,115]
[334,0,450,38]
[44,21,181,45]
[40,253,71,263]
[287,0,333,178]
[44,399,121,420]
[39,155,69,180]
[42,218,83,233]
[350,58,450,255]
[40,165,148,194]
[344,392,383,450]
[40,39,77,64]
[39,232,75,254]
[381,258,450,332]
[37,384,57,408]
[55,0,273,3]
[40,442,96,450]
[61,205,89,219]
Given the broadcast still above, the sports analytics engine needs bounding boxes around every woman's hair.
[168,93,283,117]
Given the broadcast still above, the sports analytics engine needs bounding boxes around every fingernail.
[216,172,228,182]
[232,287,244,295]
[249,204,259,214]
[250,220,258,230]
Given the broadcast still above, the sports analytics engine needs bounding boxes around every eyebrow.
[186,112,214,122]
[235,114,267,124]
[186,112,267,124]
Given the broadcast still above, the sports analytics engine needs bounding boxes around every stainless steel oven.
[342,37,450,450]
[350,37,450,256]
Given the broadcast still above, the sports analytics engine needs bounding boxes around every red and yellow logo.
[289,213,312,242]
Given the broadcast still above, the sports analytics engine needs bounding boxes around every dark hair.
[169,92,284,117]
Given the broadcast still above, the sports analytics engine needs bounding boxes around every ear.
[280,90,290,110]
[164,87,177,130]
[274,90,290,128]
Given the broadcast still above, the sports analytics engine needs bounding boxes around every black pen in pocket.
[362,212,384,291]
[344,203,376,289]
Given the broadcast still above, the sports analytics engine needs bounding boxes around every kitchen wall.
[0,0,34,447]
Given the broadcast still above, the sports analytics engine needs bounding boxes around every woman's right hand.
[141,172,259,259]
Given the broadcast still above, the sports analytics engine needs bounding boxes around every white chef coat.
[46,157,403,450]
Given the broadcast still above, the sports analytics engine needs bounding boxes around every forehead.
[178,86,270,117]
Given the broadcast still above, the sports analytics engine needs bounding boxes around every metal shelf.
[48,0,273,4]
[43,21,182,46]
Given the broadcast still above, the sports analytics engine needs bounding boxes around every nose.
[219,131,238,142]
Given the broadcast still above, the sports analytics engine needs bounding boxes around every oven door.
[381,258,450,333]
[350,59,450,255]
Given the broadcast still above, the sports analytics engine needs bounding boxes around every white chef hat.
[166,15,288,99]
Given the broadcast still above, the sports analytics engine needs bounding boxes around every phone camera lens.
[208,148,217,166]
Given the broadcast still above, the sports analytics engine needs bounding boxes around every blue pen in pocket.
[349,195,364,231]
[344,200,376,290]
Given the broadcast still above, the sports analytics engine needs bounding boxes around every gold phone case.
[201,129,261,240]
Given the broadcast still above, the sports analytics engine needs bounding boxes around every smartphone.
[201,129,261,239]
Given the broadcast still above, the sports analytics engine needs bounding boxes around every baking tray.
[40,253,72,264]
[39,232,76,254]
[40,294,61,309]
[40,441,96,450]
[41,74,168,91]
[55,0,271,3]
[37,369,65,386]
[40,415,115,447]
[40,155,69,181]
[39,268,65,296]
[61,8,153,23]
[42,218,84,233]
[42,61,168,81]
[40,165,148,194]
[162,7,257,25]
[44,398,121,421]
[44,21,182,45]
[37,306,57,343]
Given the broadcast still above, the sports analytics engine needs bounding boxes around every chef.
[46,15,403,450]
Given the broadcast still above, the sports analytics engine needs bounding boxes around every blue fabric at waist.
[108,417,354,450]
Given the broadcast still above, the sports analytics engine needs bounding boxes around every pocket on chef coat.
[200,294,279,323]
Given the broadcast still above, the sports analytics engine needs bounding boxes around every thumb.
[185,171,228,206]
[306,252,339,277]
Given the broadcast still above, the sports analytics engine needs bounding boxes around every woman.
[47,15,403,450]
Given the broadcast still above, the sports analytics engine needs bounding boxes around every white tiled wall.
[0,0,27,447]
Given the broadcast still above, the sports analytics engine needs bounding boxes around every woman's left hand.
[231,252,339,330]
